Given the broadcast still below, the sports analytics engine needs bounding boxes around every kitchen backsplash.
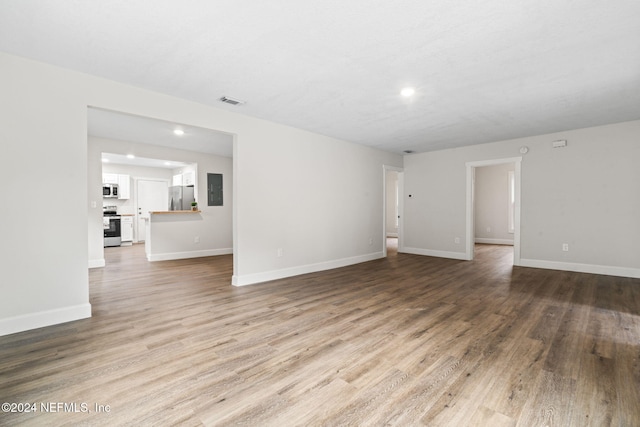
[103,199,135,215]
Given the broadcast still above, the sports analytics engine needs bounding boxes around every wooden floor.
[1,241,639,426]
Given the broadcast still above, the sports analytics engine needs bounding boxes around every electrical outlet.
[454,237,461,244]
[194,236,200,243]
[562,243,569,252]
[369,238,373,245]
[277,248,283,257]
[486,226,491,233]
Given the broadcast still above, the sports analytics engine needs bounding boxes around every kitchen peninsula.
[145,210,231,261]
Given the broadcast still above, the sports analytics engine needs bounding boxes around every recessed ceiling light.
[173,129,185,136]
[164,161,171,166]
[101,158,109,162]
[400,87,415,97]
[126,154,135,159]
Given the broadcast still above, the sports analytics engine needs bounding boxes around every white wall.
[403,120,640,277]
[474,163,515,244]
[0,52,401,336]
[233,125,402,285]
[1,54,91,335]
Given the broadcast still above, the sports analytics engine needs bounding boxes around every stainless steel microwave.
[103,183,119,198]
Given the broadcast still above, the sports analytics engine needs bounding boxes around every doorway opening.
[383,165,404,257]
[466,157,521,265]
[88,107,234,270]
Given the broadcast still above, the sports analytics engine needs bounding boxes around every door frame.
[465,157,522,264]
[383,165,404,257]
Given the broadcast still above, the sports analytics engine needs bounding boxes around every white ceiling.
[88,108,234,158]
[101,153,192,170]
[2,1,639,154]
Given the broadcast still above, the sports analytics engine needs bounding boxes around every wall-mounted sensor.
[519,146,529,154]
[552,139,567,148]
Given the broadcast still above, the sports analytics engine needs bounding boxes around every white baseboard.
[474,238,514,245]
[0,303,92,337]
[519,258,640,279]
[88,258,105,269]
[147,248,233,262]
[400,246,469,261]
[232,251,385,286]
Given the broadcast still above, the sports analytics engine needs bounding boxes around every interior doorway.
[466,157,522,265]
[474,163,516,244]
[87,107,235,271]
[383,165,404,257]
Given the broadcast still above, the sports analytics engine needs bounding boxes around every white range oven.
[103,206,121,247]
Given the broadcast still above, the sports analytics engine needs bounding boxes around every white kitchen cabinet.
[183,171,195,186]
[121,216,133,244]
[103,173,118,184]
[117,174,131,199]
[103,173,130,199]
[173,171,196,186]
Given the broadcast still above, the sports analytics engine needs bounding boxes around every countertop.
[149,210,201,214]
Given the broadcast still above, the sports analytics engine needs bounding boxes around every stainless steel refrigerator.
[169,186,195,210]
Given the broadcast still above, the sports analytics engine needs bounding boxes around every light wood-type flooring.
[1,241,639,426]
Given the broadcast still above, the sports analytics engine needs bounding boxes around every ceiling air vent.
[219,96,246,106]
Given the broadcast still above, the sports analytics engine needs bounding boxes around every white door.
[136,179,169,242]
